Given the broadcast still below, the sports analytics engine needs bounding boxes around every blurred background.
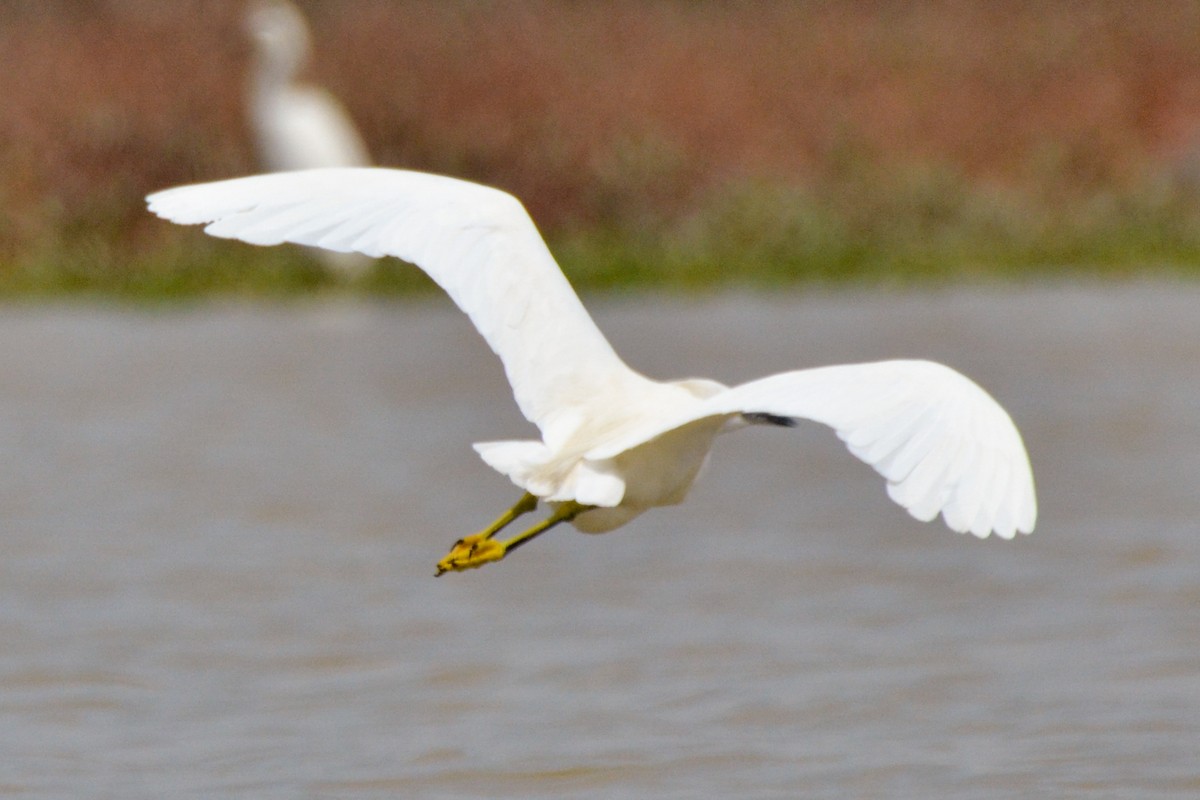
[3,3,1200,797]
[5,0,1200,295]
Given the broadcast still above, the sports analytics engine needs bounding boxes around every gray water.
[0,281,1196,799]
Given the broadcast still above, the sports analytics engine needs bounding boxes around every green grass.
[5,164,1200,301]
[7,184,1200,303]
[0,228,441,302]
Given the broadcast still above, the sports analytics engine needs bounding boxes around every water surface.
[0,282,1196,798]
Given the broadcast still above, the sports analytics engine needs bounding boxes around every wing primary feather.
[147,168,640,436]
[578,360,1035,541]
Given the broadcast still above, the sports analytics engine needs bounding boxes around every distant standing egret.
[147,168,1037,575]
[244,0,372,277]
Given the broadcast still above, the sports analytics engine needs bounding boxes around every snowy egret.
[244,0,372,276]
[146,167,1037,575]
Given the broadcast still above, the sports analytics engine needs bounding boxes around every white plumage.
[244,0,372,276]
[147,167,1036,570]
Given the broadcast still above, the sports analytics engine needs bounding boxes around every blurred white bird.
[244,0,372,277]
[146,168,1037,575]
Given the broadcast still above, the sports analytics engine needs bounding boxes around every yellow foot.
[434,532,508,576]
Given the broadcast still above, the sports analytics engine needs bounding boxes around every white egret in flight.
[146,168,1037,575]
[244,0,372,276]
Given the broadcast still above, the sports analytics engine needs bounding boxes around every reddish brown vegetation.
[4,0,1200,255]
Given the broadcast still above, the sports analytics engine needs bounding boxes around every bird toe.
[435,533,506,575]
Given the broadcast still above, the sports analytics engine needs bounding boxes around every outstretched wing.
[147,168,633,438]
[588,360,1036,539]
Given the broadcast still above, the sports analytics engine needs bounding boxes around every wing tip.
[937,506,1035,540]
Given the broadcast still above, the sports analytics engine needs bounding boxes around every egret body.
[146,168,1037,575]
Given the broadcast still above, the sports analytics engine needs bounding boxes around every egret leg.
[477,491,539,540]
[432,492,536,576]
[435,500,590,575]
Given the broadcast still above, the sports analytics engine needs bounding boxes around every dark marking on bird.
[743,412,799,427]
